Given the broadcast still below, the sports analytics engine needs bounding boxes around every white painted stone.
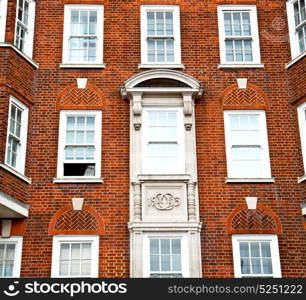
[76,78,88,89]
[246,197,258,210]
[1,219,12,238]
[72,198,84,210]
[237,78,248,89]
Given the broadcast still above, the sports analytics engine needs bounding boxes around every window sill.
[218,63,264,69]
[138,174,191,182]
[226,178,275,183]
[59,63,106,69]
[298,174,306,183]
[0,43,39,69]
[53,177,104,183]
[0,163,32,184]
[138,64,185,69]
[286,51,306,69]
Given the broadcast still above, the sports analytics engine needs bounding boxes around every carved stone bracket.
[187,182,196,221]
[149,193,181,210]
[132,182,142,221]
[131,92,143,130]
[183,92,194,131]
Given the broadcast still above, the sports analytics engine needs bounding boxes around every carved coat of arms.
[149,193,180,210]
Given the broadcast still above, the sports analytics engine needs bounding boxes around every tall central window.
[147,11,174,63]
[143,234,189,278]
[149,238,182,278]
[141,6,181,66]
[57,110,102,179]
[142,107,184,174]
[62,5,103,65]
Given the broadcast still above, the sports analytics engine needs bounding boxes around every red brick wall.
[0,0,305,277]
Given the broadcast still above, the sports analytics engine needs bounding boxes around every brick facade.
[0,0,305,278]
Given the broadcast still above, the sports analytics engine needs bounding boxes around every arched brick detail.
[220,83,268,110]
[48,205,105,235]
[56,82,106,110]
[226,205,282,235]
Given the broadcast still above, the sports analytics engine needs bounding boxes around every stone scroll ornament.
[149,193,181,210]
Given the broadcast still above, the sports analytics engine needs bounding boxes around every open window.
[56,110,102,180]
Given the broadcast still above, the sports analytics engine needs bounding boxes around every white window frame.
[62,4,104,65]
[140,5,182,67]
[0,0,8,42]
[14,0,36,58]
[5,96,29,175]
[217,5,261,66]
[223,110,272,179]
[298,102,306,175]
[232,234,281,278]
[143,232,189,278]
[51,235,99,278]
[287,0,306,61]
[56,110,102,180]
[142,107,185,174]
[0,236,23,278]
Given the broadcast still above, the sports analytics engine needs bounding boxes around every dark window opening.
[64,164,95,176]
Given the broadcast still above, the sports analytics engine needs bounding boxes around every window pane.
[171,239,181,255]
[161,255,171,271]
[150,239,159,255]
[60,244,70,260]
[150,255,159,272]
[70,260,80,276]
[250,242,260,257]
[81,260,91,276]
[262,258,273,274]
[224,13,232,36]
[82,243,91,259]
[239,242,249,257]
[71,244,81,259]
[4,261,14,276]
[65,146,74,160]
[251,258,261,274]
[0,245,5,260]
[6,245,15,260]
[76,131,85,144]
[86,117,95,130]
[59,261,69,276]
[86,131,95,144]
[240,258,251,274]
[66,131,74,144]
[260,242,271,257]
[160,239,170,254]
[172,255,181,272]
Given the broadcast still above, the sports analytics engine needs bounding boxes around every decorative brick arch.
[48,205,105,235]
[226,205,282,235]
[56,82,107,110]
[220,83,268,110]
